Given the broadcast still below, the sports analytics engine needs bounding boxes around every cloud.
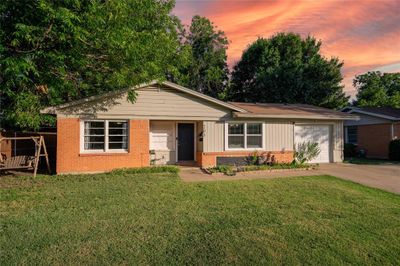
[174,0,400,96]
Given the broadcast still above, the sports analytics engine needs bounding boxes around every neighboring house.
[42,81,356,174]
[342,107,400,159]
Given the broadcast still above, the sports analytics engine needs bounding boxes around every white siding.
[203,121,224,152]
[59,86,232,120]
[265,121,294,151]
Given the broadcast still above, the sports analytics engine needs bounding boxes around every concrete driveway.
[180,163,400,194]
[317,163,400,194]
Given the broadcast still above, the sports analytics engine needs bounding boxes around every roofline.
[233,112,359,120]
[342,107,399,121]
[161,81,245,112]
[41,80,246,114]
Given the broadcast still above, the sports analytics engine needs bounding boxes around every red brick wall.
[57,118,149,174]
[357,123,392,159]
[196,151,294,168]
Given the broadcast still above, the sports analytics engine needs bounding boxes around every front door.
[177,123,194,161]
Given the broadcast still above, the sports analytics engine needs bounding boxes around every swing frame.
[0,136,51,177]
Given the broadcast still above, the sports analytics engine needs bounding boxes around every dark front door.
[178,123,194,161]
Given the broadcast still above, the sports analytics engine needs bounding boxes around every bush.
[111,166,180,175]
[344,143,357,157]
[294,141,320,164]
[389,139,400,161]
[205,162,314,175]
[239,162,311,172]
[206,165,234,175]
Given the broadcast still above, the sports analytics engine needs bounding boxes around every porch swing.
[0,136,51,177]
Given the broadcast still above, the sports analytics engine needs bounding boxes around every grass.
[344,157,400,165]
[1,171,400,265]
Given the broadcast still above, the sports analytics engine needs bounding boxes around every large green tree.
[0,0,182,130]
[172,15,229,99]
[228,33,349,109]
[353,71,400,108]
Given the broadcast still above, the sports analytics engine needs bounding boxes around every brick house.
[342,107,400,159]
[42,81,356,174]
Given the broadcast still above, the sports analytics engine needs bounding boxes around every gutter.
[233,112,360,120]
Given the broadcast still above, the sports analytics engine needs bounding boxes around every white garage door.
[295,125,331,163]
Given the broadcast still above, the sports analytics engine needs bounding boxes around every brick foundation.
[57,118,149,174]
[196,151,294,168]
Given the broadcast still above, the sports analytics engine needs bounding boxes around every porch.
[149,120,203,166]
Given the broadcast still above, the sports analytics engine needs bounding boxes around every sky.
[173,0,400,98]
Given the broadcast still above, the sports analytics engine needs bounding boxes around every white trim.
[224,121,265,151]
[80,119,129,154]
[233,112,358,120]
[176,122,197,162]
[391,123,395,139]
[41,80,245,114]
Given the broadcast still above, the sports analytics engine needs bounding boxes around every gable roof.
[342,106,400,121]
[230,102,358,120]
[41,80,246,114]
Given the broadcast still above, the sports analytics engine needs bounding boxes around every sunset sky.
[173,0,400,98]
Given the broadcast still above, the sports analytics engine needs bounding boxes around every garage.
[294,125,331,163]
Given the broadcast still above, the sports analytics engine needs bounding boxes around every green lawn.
[1,169,400,265]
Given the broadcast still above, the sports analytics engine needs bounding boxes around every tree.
[228,33,349,109]
[353,71,400,108]
[172,15,229,99]
[0,0,182,130]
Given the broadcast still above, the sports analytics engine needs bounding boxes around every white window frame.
[80,120,129,153]
[225,121,265,151]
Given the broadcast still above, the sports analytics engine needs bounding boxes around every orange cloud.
[174,0,400,97]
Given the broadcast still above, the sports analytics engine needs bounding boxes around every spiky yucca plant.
[294,141,321,164]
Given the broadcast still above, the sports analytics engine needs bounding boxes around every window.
[226,122,263,149]
[84,121,105,150]
[346,126,357,144]
[82,120,128,152]
[108,121,128,150]
[246,123,262,148]
[228,123,245,148]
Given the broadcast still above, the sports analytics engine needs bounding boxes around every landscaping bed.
[203,163,318,176]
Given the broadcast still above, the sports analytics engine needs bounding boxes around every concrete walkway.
[180,163,400,194]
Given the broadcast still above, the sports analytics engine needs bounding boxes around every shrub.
[389,139,400,161]
[294,141,320,164]
[245,151,263,165]
[245,151,276,166]
[206,165,234,175]
[344,143,357,157]
[238,162,311,172]
[111,166,180,175]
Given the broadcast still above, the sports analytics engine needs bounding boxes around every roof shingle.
[230,102,357,120]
